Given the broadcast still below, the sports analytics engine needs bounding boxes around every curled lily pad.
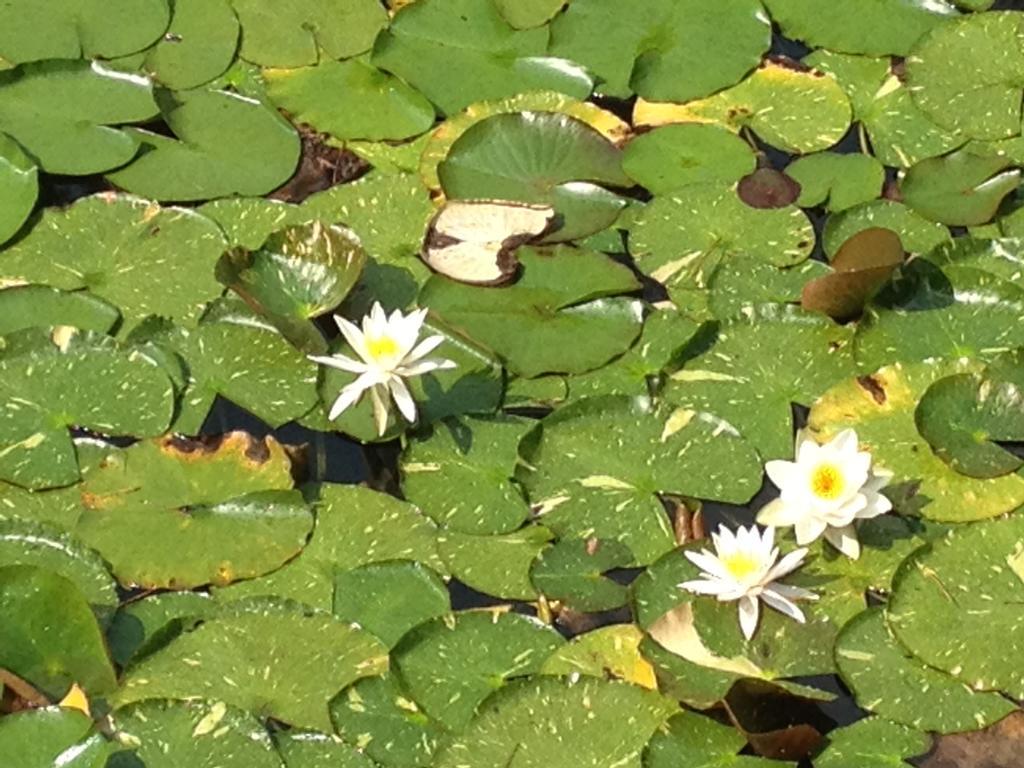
[887,513,1024,699]
[622,124,757,195]
[0,286,119,336]
[373,0,591,115]
[420,245,642,378]
[438,111,630,242]
[231,0,387,67]
[0,708,114,768]
[0,133,36,245]
[0,564,116,698]
[0,60,157,175]
[0,0,169,63]
[786,152,884,213]
[900,149,1020,226]
[835,607,1017,733]
[823,200,950,259]
[107,88,301,201]
[635,59,852,154]
[115,597,389,732]
[142,0,240,90]
[264,58,436,142]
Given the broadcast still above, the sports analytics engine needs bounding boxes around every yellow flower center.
[810,463,845,501]
[721,552,761,580]
[366,335,400,360]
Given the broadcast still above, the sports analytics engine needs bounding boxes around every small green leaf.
[622,124,756,195]
[786,152,884,213]
[530,537,632,612]
[900,149,1020,226]
[143,0,239,89]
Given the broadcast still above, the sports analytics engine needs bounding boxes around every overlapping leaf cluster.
[1,1,1023,767]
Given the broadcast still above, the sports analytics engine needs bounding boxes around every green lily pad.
[635,59,852,155]
[0,478,84,532]
[218,483,445,610]
[0,60,157,175]
[549,0,770,101]
[900,149,1020,226]
[926,236,1024,282]
[622,124,757,195]
[0,516,117,623]
[0,564,116,698]
[786,152,884,213]
[630,183,814,305]
[400,415,533,535]
[432,676,678,768]
[0,330,174,489]
[201,198,302,250]
[0,286,119,336]
[823,200,950,259]
[0,708,113,768]
[437,525,553,600]
[665,304,856,459]
[231,0,386,67]
[113,699,282,768]
[274,730,379,768]
[107,591,217,667]
[835,607,1017,733]
[0,194,227,332]
[107,88,300,201]
[707,257,830,322]
[115,597,389,732]
[809,358,1024,521]
[530,537,632,612]
[216,221,366,353]
[394,611,565,731]
[762,0,956,56]
[265,58,436,142]
[907,11,1024,141]
[420,246,642,378]
[333,561,450,649]
[143,0,239,89]
[373,0,592,115]
[813,718,931,768]
[438,112,630,242]
[0,0,169,64]
[0,133,36,245]
[887,513,1024,698]
[493,0,564,29]
[644,709,771,768]
[540,624,657,689]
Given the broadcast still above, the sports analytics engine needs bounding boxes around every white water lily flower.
[757,429,892,560]
[679,524,816,641]
[309,302,456,436]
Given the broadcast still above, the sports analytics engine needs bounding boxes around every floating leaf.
[438,112,630,242]
[274,730,379,768]
[432,676,678,768]
[394,611,565,731]
[107,591,216,667]
[708,257,830,321]
[835,607,1017,733]
[113,700,282,768]
[0,565,116,698]
[786,152,884,213]
[0,708,113,768]
[0,60,157,175]
[143,0,240,89]
[0,195,227,331]
[888,514,1024,699]
[231,0,387,67]
[0,286,119,336]
[0,133,36,245]
[813,717,931,768]
[421,245,642,378]
[540,624,657,689]
[107,88,300,201]
[530,537,632,612]
[437,525,553,600]
[265,58,436,142]
[823,200,950,259]
[373,0,591,115]
[115,597,389,732]
[635,59,852,154]
[644,709,772,768]
[900,149,1020,226]
[493,0,564,29]
[809,358,1024,521]
[622,124,756,195]
[549,0,770,101]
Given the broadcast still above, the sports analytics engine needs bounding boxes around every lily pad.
[644,709,772,768]
[540,624,657,689]
[420,245,642,378]
[548,0,770,101]
[887,513,1024,699]
[143,0,240,89]
[372,0,592,115]
[107,591,217,667]
[113,699,282,768]
[107,88,301,201]
[0,60,157,175]
[264,58,436,142]
[394,611,565,731]
[808,358,1024,522]
[0,133,36,245]
[708,257,830,321]
[0,708,114,768]
[900,150,1020,226]
[274,730,379,768]
[622,124,757,195]
[823,200,950,259]
[231,0,387,67]
[438,111,630,242]
[0,194,227,331]
[835,607,1017,733]
[431,676,678,768]
[0,286,119,336]
[634,59,852,155]
[786,152,884,213]
[115,597,389,732]
[0,564,116,698]
[813,718,931,768]
[493,0,565,29]
[530,537,632,612]
[437,525,553,600]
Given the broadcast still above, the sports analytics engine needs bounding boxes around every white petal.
[756,498,804,527]
[765,581,818,601]
[764,547,808,582]
[404,334,446,363]
[334,315,371,362]
[822,494,868,527]
[794,516,828,546]
[396,356,457,377]
[760,589,807,624]
[826,428,859,455]
[679,578,736,596]
[765,460,799,491]
[328,373,375,420]
[824,524,861,559]
[369,383,390,436]
[308,353,368,374]
[795,430,823,464]
[738,594,760,640]
[856,490,892,520]
[388,376,418,423]
[684,550,733,582]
